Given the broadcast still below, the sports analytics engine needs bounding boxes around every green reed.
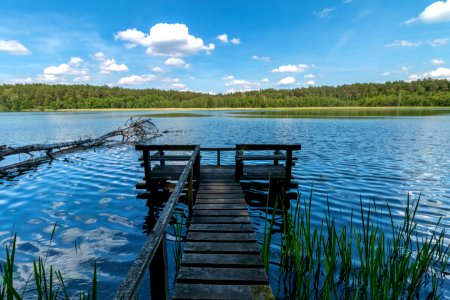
[0,224,98,300]
[262,193,450,299]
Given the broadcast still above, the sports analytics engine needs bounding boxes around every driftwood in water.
[0,117,160,174]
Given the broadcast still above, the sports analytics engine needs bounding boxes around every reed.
[0,224,98,300]
[262,193,450,299]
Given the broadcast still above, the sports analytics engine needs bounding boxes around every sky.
[1,0,450,93]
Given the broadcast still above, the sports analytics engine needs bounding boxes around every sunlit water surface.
[0,109,449,298]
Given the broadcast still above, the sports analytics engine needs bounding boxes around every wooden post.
[159,150,165,166]
[194,151,201,179]
[217,149,221,166]
[235,149,243,180]
[143,149,152,191]
[285,148,293,191]
[187,170,194,219]
[274,150,281,165]
[150,236,169,300]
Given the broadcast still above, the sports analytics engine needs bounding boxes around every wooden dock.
[114,144,300,300]
[173,166,273,299]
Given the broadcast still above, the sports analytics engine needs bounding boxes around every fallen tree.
[0,117,160,175]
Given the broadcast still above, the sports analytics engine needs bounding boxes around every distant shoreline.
[8,106,450,113]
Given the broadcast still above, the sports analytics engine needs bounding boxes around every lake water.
[1,109,450,298]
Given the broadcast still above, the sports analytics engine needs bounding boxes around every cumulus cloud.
[428,38,449,47]
[272,64,309,73]
[230,38,241,45]
[306,80,316,86]
[164,57,189,68]
[36,74,59,82]
[99,58,128,74]
[74,75,90,82]
[69,57,83,65]
[304,74,315,79]
[408,74,421,82]
[217,34,229,43]
[405,0,450,24]
[385,40,421,47]
[399,66,409,72]
[118,74,157,85]
[8,77,33,84]
[93,52,105,60]
[44,64,71,75]
[382,71,391,76]
[277,76,296,86]
[171,83,187,89]
[314,8,335,19]
[151,66,164,72]
[431,58,445,65]
[252,55,270,62]
[0,40,30,55]
[115,23,215,56]
[261,78,270,82]
[423,67,450,78]
[223,76,260,92]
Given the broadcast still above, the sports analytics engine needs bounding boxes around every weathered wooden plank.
[187,232,256,242]
[236,144,301,151]
[177,267,268,285]
[195,198,246,205]
[173,284,273,300]
[181,253,263,267]
[192,209,249,217]
[190,216,251,224]
[188,223,254,233]
[197,188,243,194]
[194,204,248,210]
[184,242,259,254]
[196,194,244,199]
[136,144,198,151]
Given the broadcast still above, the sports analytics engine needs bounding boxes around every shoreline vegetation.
[1,79,450,111]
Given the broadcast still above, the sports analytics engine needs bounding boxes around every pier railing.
[114,144,200,300]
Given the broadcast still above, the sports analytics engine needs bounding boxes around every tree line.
[1,79,450,111]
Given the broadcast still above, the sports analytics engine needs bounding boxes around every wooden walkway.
[173,166,274,299]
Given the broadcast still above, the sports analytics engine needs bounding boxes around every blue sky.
[1,0,450,93]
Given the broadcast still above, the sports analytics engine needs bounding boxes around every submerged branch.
[0,117,160,175]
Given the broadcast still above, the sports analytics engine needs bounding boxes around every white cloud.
[8,77,33,84]
[164,57,188,68]
[217,34,228,43]
[382,71,391,76]
[93,52,105,60]
[423,67,450,78]
[314,8,335,19]
[304,74,315,79]
[408,74,421,82]
[252,55,270,62]
[160,77,180,83]
[73,75,90,82]
[431,58,445,65]
[385,40,421,47]
[428,38,449,47]
[230,38,240,45]
[151,66,164,72]
[399,66,409,72]
[223,76,260,91]
[118,74,157,85]
[0,40,30,55]
[306,80,316,86]
[272,64,309,73]
[99,58,128,74]
[405,0,450,24]
[115,23,215,56]
[44,64,71,75]
[171,83,187,89]
[261,78,270,82]
[36,74,59,82]
[277,76,296,86]
[69,57,83,65]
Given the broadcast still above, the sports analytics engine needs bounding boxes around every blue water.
[0,110,449,298]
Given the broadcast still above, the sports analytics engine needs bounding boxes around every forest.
[1,79,450,111]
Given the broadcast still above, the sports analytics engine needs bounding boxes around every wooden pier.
[114,144,300,300]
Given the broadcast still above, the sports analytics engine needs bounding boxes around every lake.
[1,108,450,298]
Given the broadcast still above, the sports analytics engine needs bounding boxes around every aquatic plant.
[262,193,450,299]
[0,225,98,300]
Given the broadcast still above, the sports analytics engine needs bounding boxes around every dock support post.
[150,236,169,300]
[187,170,194,219]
